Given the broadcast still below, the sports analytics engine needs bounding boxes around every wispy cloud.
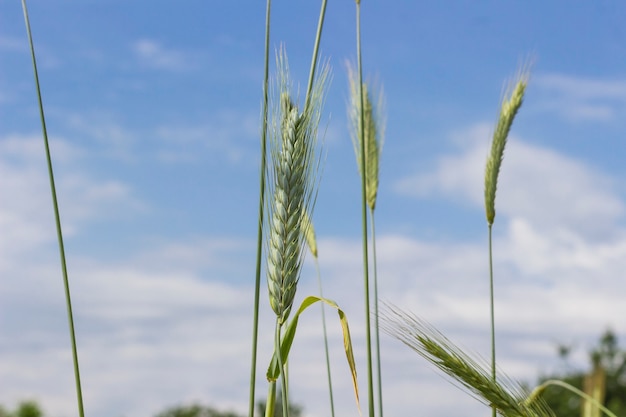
[131,39,198,72]
[534,73,626,122]
[0,36,27,52]
[0,134,144,255]
[155,110,259,164]
[60,109,256,165]
[61,112,139,161]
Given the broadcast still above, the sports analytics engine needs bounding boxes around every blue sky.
[2,1,626,417]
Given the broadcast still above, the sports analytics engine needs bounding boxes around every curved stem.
[529,380,618,417]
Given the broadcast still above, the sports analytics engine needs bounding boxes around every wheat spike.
[347,63,385,211]
[484,67,529,225]
[266,47,328,324]
[380,304,555,417]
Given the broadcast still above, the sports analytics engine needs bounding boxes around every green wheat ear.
[347,63,385,211]
[380,304,555,417]
[484,67,530,225]
[266,46,328,325]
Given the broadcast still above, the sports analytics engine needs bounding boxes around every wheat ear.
[484,68,529,225]
[380,304,555,417]
[347,63,385,211]
[266,47,328,325]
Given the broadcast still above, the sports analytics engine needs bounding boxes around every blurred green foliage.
[0,401,43,417]
[0,395,303,417]
[539,330,626,417]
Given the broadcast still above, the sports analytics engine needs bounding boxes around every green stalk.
[315,257,336,417]
[275,321,289,417]
[347,40,385,417]
[354,2,375,417]
[305,0,328,110]
[369,209,383,417]
[20,2,85,417]
[488,224,496,417]
[249,1,272,417]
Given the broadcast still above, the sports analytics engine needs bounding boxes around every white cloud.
[154,110,260,165]
[2,36,63,70]
[0,233,261,417]
[0,134,144,258]
[395,123,624,239]
[0,36,27,52]
[60,110,261,165]
[378,124,626,409]
[3,226,626,417]
[3,126,626,417]
[301,225,626,414]
[63,112,138,161]
[132,39,197,72]
[534,73,626,122]
[536,74,626,101]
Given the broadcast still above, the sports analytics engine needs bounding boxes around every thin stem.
[305,0,328,110]
[275,321,289,417]
[21,2,85,417]
[355,3,375,417]
[369,209,383,417]
[488,224,496,417]
[315,258,336,417]
[249,1,272,417]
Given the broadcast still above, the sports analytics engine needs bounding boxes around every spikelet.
[266,47,328,324]
[484,67,530,225]
[347,63,385,211]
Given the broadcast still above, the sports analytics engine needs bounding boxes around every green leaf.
[266,296,360,410]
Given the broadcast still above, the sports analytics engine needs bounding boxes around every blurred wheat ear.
[347,63,385,211]
[380,303,555,417]
[484,67,530,225]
